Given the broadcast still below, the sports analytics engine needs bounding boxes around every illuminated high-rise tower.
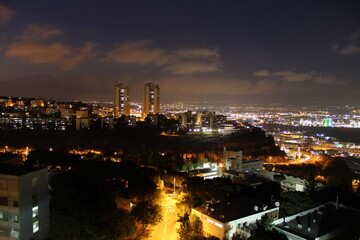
[114,83,130,117]
[143,82,160,117]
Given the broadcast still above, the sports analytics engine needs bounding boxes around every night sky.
[0,0,359,105]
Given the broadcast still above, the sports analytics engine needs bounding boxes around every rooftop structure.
[274,202,360,240]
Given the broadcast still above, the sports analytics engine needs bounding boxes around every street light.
[173,177,176,193]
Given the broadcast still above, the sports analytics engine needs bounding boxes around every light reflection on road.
[147,189,178,240]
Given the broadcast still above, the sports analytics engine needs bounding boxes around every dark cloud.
[333,29,360,55]
[103,40,175,66]
[163,62,220,75]
[6,41,99,70]
[6,24,100,70]
[254,69,350,85]
[0,72,358,105]
[18,24,64,40]
[176,48,219,59]
[0,75,114,101]
[104,40,221,75]
[0,4,15,25]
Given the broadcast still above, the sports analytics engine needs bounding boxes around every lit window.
[207,218,214,224]
[214,222,223,228]
[10,228,19,238]
[33,220,39,233]
[32,206,39,219]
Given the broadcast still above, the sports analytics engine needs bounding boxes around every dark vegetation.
[265,157,357,190]
[45,159,161,240]
[248,215,288,240]
[0,126,284,160]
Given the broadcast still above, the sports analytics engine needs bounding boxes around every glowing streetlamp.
[173,177,176,193]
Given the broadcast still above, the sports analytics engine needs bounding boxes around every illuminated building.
[59,109,74,119]
[75,118,91,130]
[114,83,130,117]
[143,82,160,118]
[0,164,49,240]
[223,147,242,171]
[223,148,263,172]
[179,111,197,128]
[179,111,229,133]
[76,109,89,119]
[0,117,67,131]
[323,118,333,127]
[192,196,279,239]
[30,99,45,108]
[255,171,324,192]
[100,117,114,129]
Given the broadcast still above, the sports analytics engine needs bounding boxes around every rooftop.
[194,196,276,223]
[233,174,269,186]
[0,163,43,176]
[275,203,360,239]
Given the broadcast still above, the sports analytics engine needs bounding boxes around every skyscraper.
[113,83,130,117]
[143,82,160,117]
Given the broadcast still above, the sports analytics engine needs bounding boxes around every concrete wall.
[18,168,49,240]
[192,207,279,240]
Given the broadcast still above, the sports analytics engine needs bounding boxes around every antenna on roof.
[336,195,339,210]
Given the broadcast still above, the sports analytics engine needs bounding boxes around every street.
[147,189,178,240]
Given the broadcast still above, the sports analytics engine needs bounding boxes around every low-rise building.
[274,202,360,240]
[255,171,324,192]
[223,148,263,173]
[192,196,279,239]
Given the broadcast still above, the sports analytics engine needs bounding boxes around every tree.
[255,181,281,203]
[248,215,288,240]
[26,149,79,171]
[280,191,318,217]
[49,170,135,240]
[178,214,216,240]
[131,200,163,227]
[231,231,247,240]
[304,178,318,195]
[178,220,192,240]
[190,214,203,234]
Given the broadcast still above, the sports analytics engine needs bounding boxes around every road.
[147,189,178,240]
[268,151,312,165]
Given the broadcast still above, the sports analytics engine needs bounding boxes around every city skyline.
[0,1,359,105]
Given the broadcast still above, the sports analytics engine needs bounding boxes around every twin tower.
[113,82,160,118]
